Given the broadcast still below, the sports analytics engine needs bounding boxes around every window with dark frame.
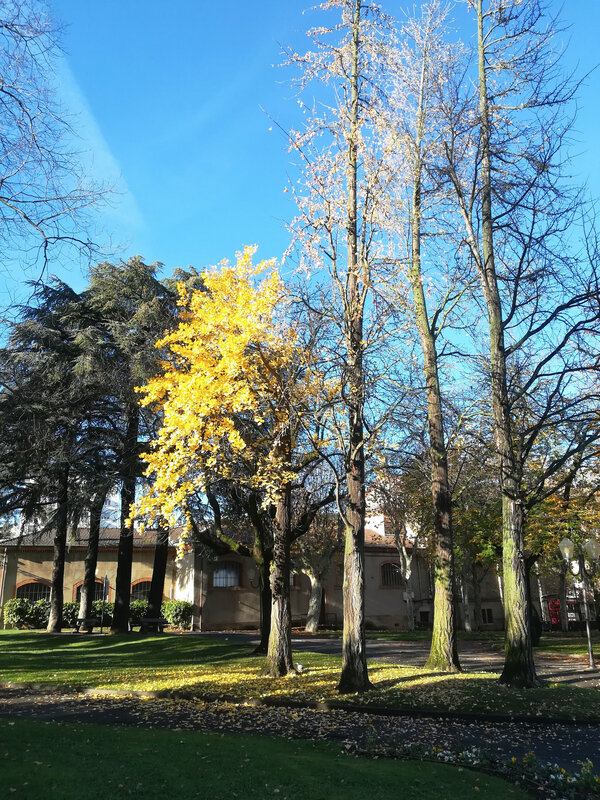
[212,562,241,588]
[482,608,494,624]
[381,562,402,587]
[334,563,343,587]
[16,582,51,602]
[131,580,152,601]
[75,581,105,603]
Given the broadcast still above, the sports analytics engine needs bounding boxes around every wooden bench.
[74,617,102,633]
[139,617,169,634]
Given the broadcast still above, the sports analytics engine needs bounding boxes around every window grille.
[131,581,152,601]
[381,562,402,587]
[75,581,105,602]
[213,562,241,588]
[16,582,50,602]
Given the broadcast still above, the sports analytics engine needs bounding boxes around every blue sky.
[5,0,600,302]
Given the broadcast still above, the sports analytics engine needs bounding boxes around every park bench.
[74,617,102,633]
[139,617,169,634]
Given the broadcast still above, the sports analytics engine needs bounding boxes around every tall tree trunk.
[408,56,459,673]
[461,559,473,633]
[147,521,169,618]
[525,555,541,646]
[559,561,569,632]
[47,466,69,633]
[338,0,371,695]
[475,0,535,687]
[473,562,483,632]
[535,564,548,624]
[111,405,139,634]
[78,490,106,628]
[398,549,415,631]
[267,480,294,676]
[405,590,415,632]
[256,555,272,654]
[305,573,323,634]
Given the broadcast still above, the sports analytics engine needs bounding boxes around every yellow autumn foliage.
[132,246,325,538]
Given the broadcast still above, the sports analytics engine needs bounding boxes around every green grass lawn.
[1,630,599,720]
[0,718,529,800]
[535,631,600,657]
[366,629,600,655]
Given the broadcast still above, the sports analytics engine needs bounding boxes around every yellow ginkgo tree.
[133,246,327,675]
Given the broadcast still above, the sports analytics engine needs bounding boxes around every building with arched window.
[0,515,507,632]
[0,527,179,621]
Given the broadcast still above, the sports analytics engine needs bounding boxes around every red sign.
[548,599,561,626]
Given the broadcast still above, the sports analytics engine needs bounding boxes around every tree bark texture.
[461,560,473,633]
[111,405,139,634]
[473,563,483,632]
[267,481,294,676]
[78,491,105,629]
[147,522,169,618]
[47,466,69,633]
[305,574,323,634]
[256,555,272,654]
[476,0,536,687]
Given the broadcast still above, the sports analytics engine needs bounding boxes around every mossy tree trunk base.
[266,482,294,677]
[338,533,371,694]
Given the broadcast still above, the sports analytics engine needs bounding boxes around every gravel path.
[1,687,599,774]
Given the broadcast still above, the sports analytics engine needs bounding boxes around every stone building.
[0,519,506,631]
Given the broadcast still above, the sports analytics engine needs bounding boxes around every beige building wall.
[196,555,312,631]
[1,540,505,632]
[4,547,177,605]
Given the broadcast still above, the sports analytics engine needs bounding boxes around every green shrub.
[161,600,193,629]
[129,599,148,626]
[3,598,31,628]
[91,600,113,624]
[2,598,50,628]
[62,601,79,627]
[30,599,51,628]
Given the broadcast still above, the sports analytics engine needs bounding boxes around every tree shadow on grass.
[0,631,257,676]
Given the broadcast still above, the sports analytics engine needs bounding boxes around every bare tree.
[0,0,105,295]
[372,461,430,632]
[293,505,342,633]
[442,0,600,686]
[381,0,469,672]
[287,0,398,693]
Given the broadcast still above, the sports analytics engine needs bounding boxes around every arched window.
[131,580,152,601]
[212,561,241,588]
[381,562,402,587]
[75,581,105,603]
[16,581,51,602]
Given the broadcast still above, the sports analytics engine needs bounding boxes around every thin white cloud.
[54,57,146,241]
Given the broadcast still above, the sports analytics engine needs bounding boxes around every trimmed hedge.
[129,600,148,625]
[1,597,194,629]
[62,601,79,627]
[91,600,114,624]
[3,598,50,629]
[162,600,193,629]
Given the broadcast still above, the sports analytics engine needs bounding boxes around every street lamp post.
[558,537,599,670]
